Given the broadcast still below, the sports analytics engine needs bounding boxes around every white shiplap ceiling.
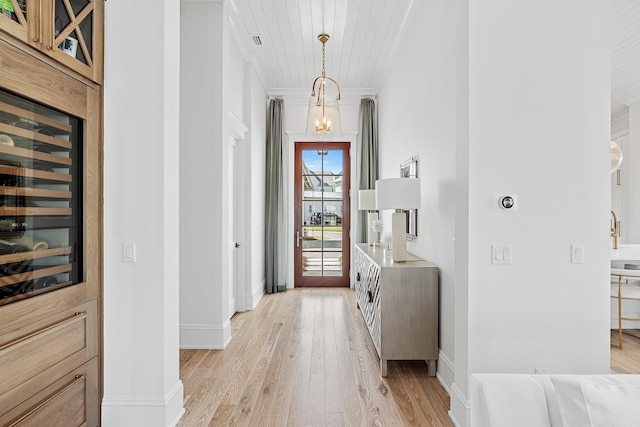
[228,0,415,94]
[612,0,640,119]
[230,0,640,118]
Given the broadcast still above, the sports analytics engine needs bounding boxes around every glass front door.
[294,142,350,287]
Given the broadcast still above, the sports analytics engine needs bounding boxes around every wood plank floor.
[178,288,452,427]
[611,329,640,374]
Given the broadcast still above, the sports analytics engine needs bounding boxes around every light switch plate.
[492,244,512,265]
[571,243,584,264]
[123,242,136,262]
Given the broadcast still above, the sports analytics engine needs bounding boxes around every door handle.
[296,231,303,248]
[235,242,240,248]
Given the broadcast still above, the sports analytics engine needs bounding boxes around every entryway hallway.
[178,288,452,426]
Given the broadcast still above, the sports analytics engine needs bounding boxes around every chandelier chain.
[322,40,326,78]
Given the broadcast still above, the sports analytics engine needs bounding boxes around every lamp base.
[391,212,408,262]
[367,211,379,246]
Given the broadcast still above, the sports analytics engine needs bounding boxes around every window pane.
[322,150,343,176]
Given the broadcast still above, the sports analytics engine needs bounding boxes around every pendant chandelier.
[306,33,342,137]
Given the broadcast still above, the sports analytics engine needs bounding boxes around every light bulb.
[611,141,623,173]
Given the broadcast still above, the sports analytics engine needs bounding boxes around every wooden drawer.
[0,357,99,427]
[0,298,98,417]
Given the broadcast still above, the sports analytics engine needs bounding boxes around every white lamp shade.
[375,178,421,210]
[358,190,376,210]
[306,96,342,137]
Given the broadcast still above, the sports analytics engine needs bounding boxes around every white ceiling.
[228,0,415,94]
[229,0,640,119]
[612,0,640,119]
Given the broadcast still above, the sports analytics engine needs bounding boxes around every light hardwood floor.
[611,329,640,374]
[178,288,452,426]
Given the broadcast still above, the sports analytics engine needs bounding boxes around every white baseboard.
[246,281,265,310]
[436,350,454,396]
[448,382,470,427]
[102,380,184,427]
[179,320,231,349]
[449,411,464,427]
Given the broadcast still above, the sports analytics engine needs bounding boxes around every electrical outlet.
[534,368,549,375]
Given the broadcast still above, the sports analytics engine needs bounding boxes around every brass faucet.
[611,210,619,249]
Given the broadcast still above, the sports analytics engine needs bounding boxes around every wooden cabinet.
[0,0,103,83]
[0,289,99,426]
[354,243,438,377]
[0,30,101,427]
[0,357,99,426]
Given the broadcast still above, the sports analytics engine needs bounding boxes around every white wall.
[179,1,230,348]
[453,1,611,425]
[377,1,610,426]
[180,1,264,347]
[626,103,640,242]
[247,67,267,306]
[377,0,458,394]
[102,0,183,425]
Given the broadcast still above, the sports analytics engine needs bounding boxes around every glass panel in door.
[0,87,83,305]
[0,0,28,41]
[54,0,94,66]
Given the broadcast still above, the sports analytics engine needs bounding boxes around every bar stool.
[611,267,640,349]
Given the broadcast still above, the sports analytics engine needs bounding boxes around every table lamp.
[375,178,421,262]
[358,189,378,246]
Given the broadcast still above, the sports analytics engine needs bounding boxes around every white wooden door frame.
[228,112,249,312]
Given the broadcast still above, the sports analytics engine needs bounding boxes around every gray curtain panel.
[265,98,287,293]
[356,97,379,243]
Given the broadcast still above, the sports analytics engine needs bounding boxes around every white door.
[228,139,237,316]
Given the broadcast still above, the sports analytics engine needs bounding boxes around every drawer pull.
[0,311,87,352]
[8,374,87,427]
[356,272,361,282]
[367,290,374,303]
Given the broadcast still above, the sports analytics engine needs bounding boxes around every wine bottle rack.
[0,88,81,305]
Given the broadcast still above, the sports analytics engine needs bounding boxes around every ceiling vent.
[251,35,263,46]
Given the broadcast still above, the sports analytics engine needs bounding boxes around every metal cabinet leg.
[381,359,388,377]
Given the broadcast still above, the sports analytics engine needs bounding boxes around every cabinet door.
[0,0,29,42]
[45,0,103,83]
[0,0,102,83]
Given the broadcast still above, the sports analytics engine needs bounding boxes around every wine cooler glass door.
[0,88,82,305]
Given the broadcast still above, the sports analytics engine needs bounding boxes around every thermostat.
[496,194,517,211]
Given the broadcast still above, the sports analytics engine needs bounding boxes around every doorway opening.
[294,142,350,287]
